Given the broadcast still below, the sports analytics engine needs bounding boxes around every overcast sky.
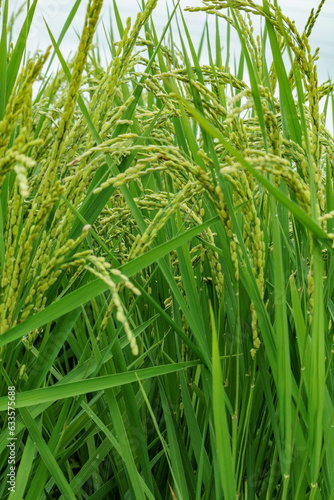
[8,0,334,82]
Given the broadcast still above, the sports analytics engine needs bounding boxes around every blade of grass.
[270,193,292,498]
[6,0,38,104]
[262,0,302,144]
[175,95,331,246]
[0,0,8,120]
[19,408,76,500]
[227,0,269,151]
[210,301,236,498]
[0,360,201,410]
[8,436,35,500]
[0,215,219,349]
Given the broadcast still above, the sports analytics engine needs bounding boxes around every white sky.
[8,0,334,82]
[10,0,334,81]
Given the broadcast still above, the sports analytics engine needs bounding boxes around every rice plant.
[0,0,334,498]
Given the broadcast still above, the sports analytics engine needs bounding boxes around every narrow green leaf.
[211,302,236,498]
[0,361,200,410]
[176,96,331,246]
[20,409,76,500]
[0,0,8,120]
[6,0,38,103]
[262,0,302,144]
[0,216,219,348]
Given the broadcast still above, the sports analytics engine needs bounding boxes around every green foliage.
[0,0,334,498]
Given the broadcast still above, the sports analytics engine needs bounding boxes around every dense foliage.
[0,0,334,498]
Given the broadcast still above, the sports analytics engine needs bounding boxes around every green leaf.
[176,96,331,246]
[0,0,8,120]
[0,216,219,349]
[0,361,200,410]
[20,409,76,500]
[6,0,38,103]
[262,0,302,144]
[210,302,236,498]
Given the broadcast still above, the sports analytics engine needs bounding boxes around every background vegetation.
[0,0,334,498]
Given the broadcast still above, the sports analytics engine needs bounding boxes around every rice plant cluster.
[0,0,334,498]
